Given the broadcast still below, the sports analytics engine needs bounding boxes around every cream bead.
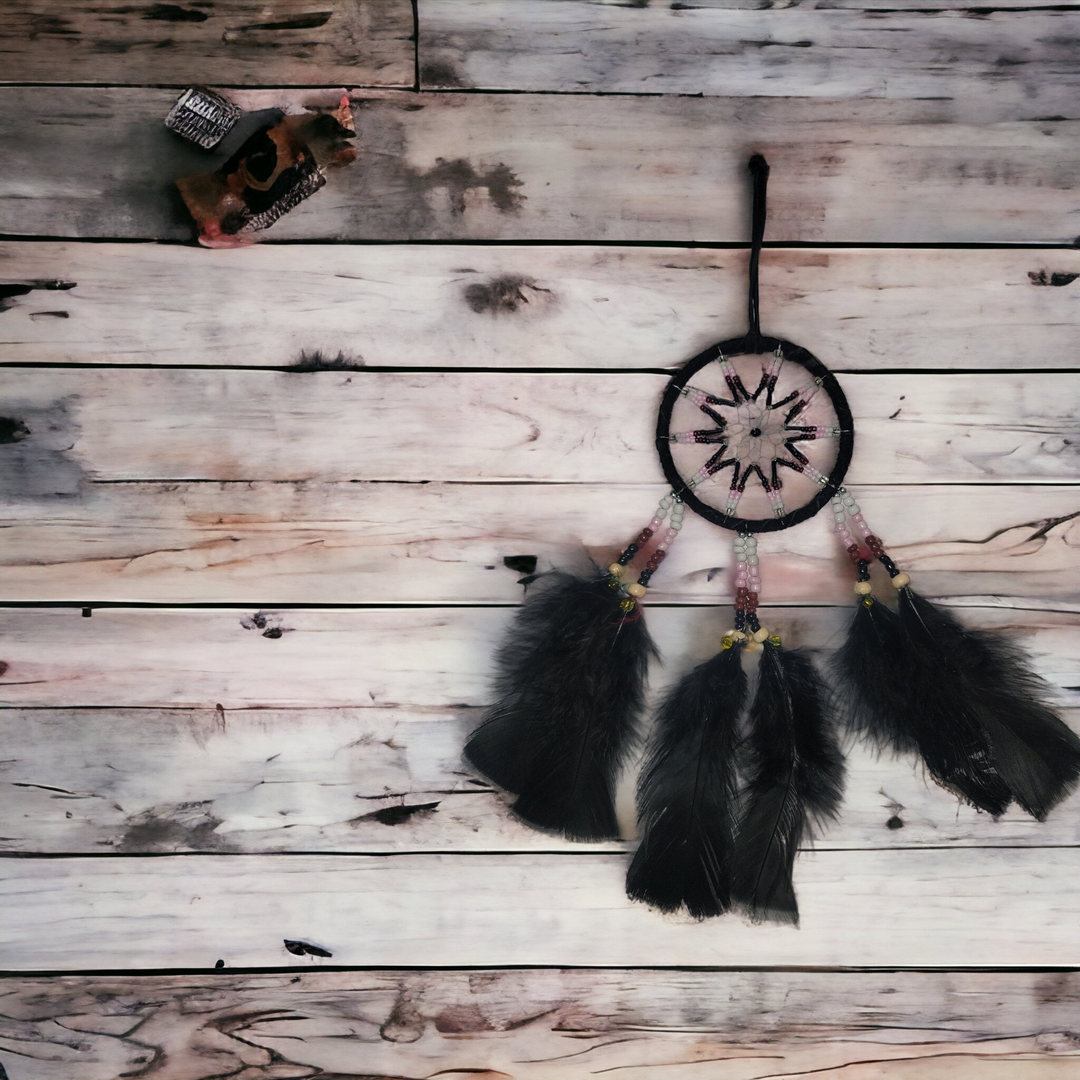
[891,572,911,589]
[627,582,647,598]
[608,563,624,577]
[752,627,769,643]
[854,581,873,596]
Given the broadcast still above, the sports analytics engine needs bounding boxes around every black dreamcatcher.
[464,156,1080,925]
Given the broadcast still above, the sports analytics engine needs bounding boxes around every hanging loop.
[746,154,770,350]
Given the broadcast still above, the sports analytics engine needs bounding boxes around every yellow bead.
[619,598,635,613]
[862,596,874,608]
[854,581,873,596]
[752,627,769,643]
[891,572,911,589]
[768,635,782,647]
[721,636,734,650]
[608,563,625,577]
[627,583,647,598]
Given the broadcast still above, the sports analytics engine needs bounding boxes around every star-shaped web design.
[667,349,843,519]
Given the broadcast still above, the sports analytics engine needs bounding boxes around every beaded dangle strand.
[607,491,685,612]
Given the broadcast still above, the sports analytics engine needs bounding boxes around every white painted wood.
[420,0,1080,124]
[0,605,1075,709]
[3,242,1079,371]
[1,482,1077,605]
[0,1,415,86]
[3,847,1080,968]
[3,704,1078,854]
[3,367,1079,486]
[3,88,1078,242]
[2,969,1078,1080]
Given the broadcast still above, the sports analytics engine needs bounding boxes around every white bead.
[670,520,682,531]
[747,555,758,565]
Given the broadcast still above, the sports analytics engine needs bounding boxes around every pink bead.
[649,517,663,530]
[656,540,669,552]
[852,514,864,523]
[664,528,678,540]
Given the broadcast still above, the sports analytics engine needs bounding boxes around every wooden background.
[2,1,1080,1076]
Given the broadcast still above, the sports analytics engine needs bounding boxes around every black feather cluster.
[464,570,658,841]
[834,589,1080,820]
[628,641,843,924]
[732,643,845,924]
[627,644,747,918]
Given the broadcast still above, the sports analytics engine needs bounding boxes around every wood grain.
[420,0,1080,124]
[2,88,1078,242]
[3,368,1079,487]
[0,605,1075,709]
[4,242,1079,371]
[2,482,1078,605]
[0,1,414,86]
[3,703,1078,855]
[3,969,1080,1080]
[5,846,1080,969]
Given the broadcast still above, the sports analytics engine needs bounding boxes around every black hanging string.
[746,154,770,353]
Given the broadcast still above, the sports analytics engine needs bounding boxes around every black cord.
[746,154,770,350]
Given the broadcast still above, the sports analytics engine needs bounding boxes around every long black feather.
[897,588,1080,820]
[732,643,844,925]
[463,569,658,841]
[626,644,746,918]
[831,596,1012,816]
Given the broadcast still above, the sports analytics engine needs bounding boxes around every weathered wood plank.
[4,242,1080,371]
[3,368,1079,486]
[2,969,1079,1080]
[4,847,1080,968]
[0,1,414,86]
[3,88,1078,242]
[0,605,1075,709]
[420,0,1080,124]
[2,483,1078,605]
[4,704,1078,854]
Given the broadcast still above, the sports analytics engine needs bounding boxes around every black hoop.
[655,333,854,534]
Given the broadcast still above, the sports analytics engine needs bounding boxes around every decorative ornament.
[464,156,1080,925]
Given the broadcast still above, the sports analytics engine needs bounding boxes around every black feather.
[832,595,1012,816]
[464,569,658,841]
[897,588,1080,821]
[626,644,746,918]
[732,643,844,926]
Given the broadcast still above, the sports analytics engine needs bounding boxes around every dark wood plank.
[2,89,1078,241]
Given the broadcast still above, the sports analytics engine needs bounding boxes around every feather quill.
[732,643,844,925]
[464,569,657,841]
[626,644,747,918]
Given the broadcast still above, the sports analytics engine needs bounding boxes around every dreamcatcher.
[464,156,1080,925]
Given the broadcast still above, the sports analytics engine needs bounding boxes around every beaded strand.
[723,533,777,651]
[830,487,911,603]
[607,492,684,611]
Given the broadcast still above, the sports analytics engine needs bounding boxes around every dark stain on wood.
[283,939,333,958]
[0,279,75,313]
[352,801,441,827]
[289,349,365,371]
[29,310,69,319]
[0,396,86,500]
[142,4,210,22]
[1029,270,1079,286]
[0,417,30,444]
[503,555,538,575]
[434,1003,496,1033]
[118,801,238,853]
[1035,971,1080,1004]
[0,661,9,677]
[262,627,284,639]
[238,12,334,32]
[886,815,904,830]
[419,158,525,216]
[420,59,471,89]
[465,275,552,315]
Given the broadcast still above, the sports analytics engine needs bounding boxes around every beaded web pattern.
[666,346,844,522]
